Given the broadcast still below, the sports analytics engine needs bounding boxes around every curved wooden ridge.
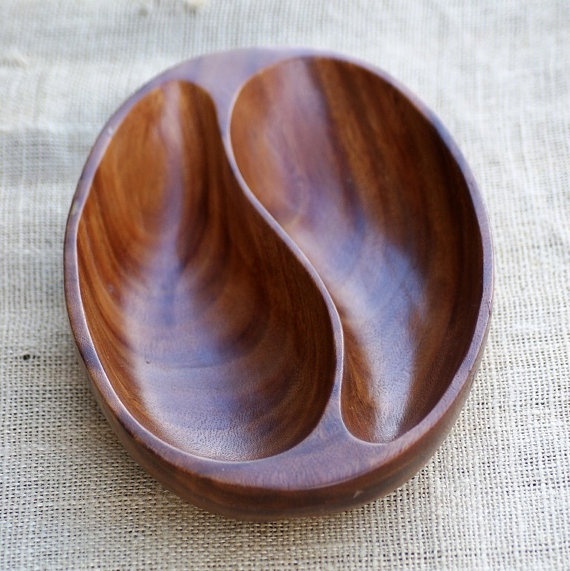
[64,48,493,520]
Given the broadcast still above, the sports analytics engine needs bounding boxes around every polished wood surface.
[64,48,493,519]
[76,81,335,462]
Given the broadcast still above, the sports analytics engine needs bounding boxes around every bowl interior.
[76,80,336,461]
[231,57,484,442]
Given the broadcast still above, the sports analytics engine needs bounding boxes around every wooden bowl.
[64,48,493,520]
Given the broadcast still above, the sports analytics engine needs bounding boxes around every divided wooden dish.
[64,48,493,520]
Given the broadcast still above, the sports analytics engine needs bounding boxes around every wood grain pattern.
[64,48,493,520]
[231,57,484,444]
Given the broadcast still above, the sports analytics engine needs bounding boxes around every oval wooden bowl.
[64,48,493,520]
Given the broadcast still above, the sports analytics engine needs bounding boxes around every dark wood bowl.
[64,48,493,520]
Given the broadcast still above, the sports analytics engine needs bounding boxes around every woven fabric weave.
[1,1,569,569]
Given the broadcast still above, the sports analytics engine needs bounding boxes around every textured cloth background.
[1,1,569,569]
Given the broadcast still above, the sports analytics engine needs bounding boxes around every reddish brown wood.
[64,48,493,520]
